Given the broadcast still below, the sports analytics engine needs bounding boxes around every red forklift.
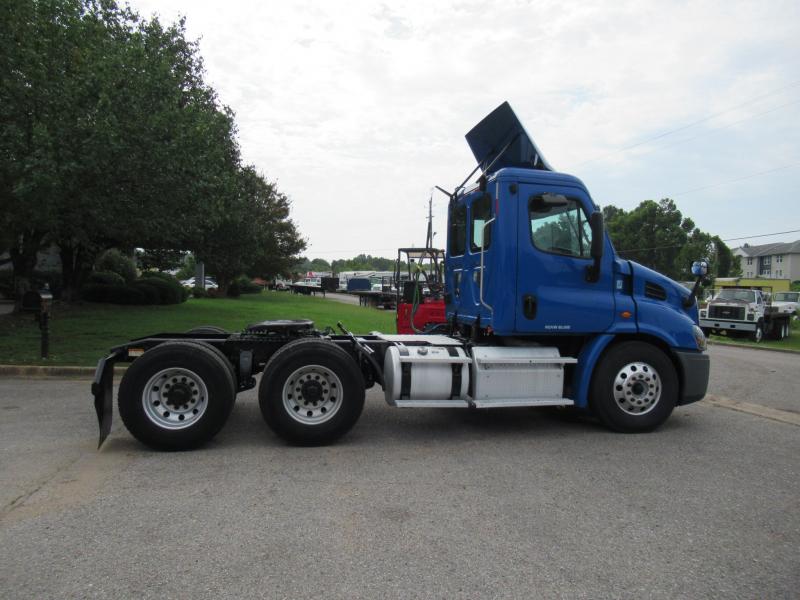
[394,247,447,334]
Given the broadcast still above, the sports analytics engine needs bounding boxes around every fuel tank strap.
[446,346,462,399]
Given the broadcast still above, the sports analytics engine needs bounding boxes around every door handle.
[523,294,537,319]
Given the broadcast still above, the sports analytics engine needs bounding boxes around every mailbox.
[21,287,53,315]
[21,285,53,358]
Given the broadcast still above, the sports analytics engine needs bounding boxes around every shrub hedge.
[95,249,137,283]
[138,276,183,304]
[236,275,263,294]
[88,271,126,286]
[82,271,188,306]
[131,281,162,305]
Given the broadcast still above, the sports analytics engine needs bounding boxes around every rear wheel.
[118,341,236,450]
[590,342,677,433]
[259,338,365,445]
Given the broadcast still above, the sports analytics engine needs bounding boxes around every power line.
[618,229,800,254]
[671,162,800,196]
[636,97,800,156]
[575,79,800,167]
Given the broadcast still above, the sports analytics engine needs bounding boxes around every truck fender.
[572,334,614,408]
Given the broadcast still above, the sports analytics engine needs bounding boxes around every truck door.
[445,191,491,326]
[515,184,615,334]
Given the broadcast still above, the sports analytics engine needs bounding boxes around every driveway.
[1,346,798,599]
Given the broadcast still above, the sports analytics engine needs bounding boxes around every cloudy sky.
[129,0,799,261]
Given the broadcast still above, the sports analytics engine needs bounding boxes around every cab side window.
[529,194,592,258]
[470,193,493,252]
[449,202,467,256]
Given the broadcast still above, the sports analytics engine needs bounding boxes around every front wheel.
[751,321,764,343]
[259,338,365,445]
[590,342,678,433]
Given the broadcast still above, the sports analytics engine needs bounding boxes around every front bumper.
[674,350,710,405]
[699,318,756,332]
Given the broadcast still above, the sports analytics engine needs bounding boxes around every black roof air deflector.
[465,101,553,174]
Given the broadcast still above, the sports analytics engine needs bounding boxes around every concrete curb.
[0,364,127,378]
[708,339,800,355]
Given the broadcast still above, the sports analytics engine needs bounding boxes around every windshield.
[774,292,799,302]
[715,289,755,302]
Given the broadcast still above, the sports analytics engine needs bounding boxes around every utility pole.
[425,194,433,249]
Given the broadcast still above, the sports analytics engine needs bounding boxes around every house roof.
[733,239,800,257]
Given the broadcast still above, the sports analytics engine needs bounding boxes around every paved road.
[0,347,798,599]
[707,343,799,412]
[323,292,362,306]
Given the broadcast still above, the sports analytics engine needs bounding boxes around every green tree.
[0,1,303,304]
[603,199,737,280]
[197,167,305,293]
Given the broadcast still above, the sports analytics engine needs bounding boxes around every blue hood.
[630,261,698,322]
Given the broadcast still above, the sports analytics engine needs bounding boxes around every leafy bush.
[88,271,126,286]
[142,271,179,284]
[82,283,146,305]
[138,276,184,304]
[192,286,208,298]
[142,271,189,301]
[131,281,161,305]
[95,249,137,283]
[236,275,263,294]
[226,280,241,298]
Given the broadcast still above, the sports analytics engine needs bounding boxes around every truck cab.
[445,102,709,412]
[446,104,703,347]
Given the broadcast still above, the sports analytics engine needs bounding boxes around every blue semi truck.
[92,102,710,449]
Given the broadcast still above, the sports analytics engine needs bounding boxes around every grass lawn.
[709,318,800,352]
[0,291,397,366]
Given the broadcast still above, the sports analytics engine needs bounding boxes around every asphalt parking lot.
[1,345,798,599]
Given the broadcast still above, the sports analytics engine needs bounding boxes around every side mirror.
[691,260,709,277]
[684,258,711,308]
[585,211,604,283]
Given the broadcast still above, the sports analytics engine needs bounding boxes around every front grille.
[709,305,745,320]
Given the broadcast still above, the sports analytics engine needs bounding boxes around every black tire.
[186,325,228,335]
[259,338,365,445]
[179,340,239,406]
[701,327,712,337]
[118,341,236,450]
[590,341,677,433]
[751,321,764,343]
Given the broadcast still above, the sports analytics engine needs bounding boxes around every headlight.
[699,309,707,318]
[747,313,754,321]
[692,325,707,351]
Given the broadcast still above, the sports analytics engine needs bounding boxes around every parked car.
[180,277,219,290]
[269,279,290,291]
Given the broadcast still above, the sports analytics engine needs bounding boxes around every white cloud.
[129,0,800,257]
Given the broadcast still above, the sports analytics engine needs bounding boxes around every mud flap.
[91,352,120,448]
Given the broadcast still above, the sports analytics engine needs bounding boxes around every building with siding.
[733,240,800,281]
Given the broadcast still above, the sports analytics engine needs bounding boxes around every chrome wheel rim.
[613,361,661,415]
[282,364,343,425]
[142,367,208,429]
[754,326,763,342]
